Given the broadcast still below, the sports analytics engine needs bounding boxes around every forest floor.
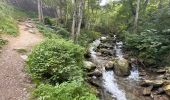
[0,20,43,100]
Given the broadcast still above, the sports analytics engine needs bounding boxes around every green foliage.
[36,23,61,39]
[0,2,27,35]
[27,39,85,84]
[0,1,29,35]
[124,29,170,66]
[37,23,70,39]
[78,30,101,47]
[32,81,98,100]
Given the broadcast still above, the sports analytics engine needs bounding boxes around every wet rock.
[164,73,170,80]
[141,80,164,87]
[84,61,96,71]
[98,43,113,49]
[139,71,147,76]
[87,77,102,88]
[156,69,166,74]
[96,52,102,56]
[105,61,114,70]
[113,58,130,76]
[163,84,170,96]
[87,69,102,77]
[130,58,138,64]
[101,37,107,41]
[143,86,153,96]
[99,48,113,56]
[156,87,165,94]
[104,92,117,100]
[153,95,170,100]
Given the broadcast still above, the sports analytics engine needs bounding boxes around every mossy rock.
[113,58,130,76]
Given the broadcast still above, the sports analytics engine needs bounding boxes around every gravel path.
[0,21,43,100]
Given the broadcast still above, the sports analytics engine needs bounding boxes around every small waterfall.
[115,41,123,58]
[89,36,140,100]
[103,71,127,100]
[115,41,139,81]
[128,64,139,81]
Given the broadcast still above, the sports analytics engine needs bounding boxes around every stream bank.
[85,35,170,100]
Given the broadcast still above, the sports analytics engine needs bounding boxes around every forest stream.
[87,36,170,100]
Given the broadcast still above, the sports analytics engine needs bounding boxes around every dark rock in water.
[99,48,113,56]
[103,91,117,100]
[87,69,102,77]
[98,43,113,49]
[86,77,103,88]
[105,61,114,70]
[113,58,130,76]
[140,80,164,88]
[143,86,153,96]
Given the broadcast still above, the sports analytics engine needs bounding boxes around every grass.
[0,2,28,36]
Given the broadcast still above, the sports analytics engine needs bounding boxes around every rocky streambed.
[84,35,170,100]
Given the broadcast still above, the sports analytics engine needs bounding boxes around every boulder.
[163,84,170,96]
[156,87,165,94]
[141,80,164,87]
[143,86,153,96]
[87,69,102,77]
[84,61,96,71]
[113,58,130,76]
[105,61,114,70]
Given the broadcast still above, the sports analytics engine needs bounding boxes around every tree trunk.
[71,0,76,40]
[134,0,140,32]
[38,0,43,22]
[75,0,84,42]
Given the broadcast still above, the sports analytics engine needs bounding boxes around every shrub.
[37,23,69,39]
[124,30,170,66]
[78,30,101,47]
[32,81,98,100]
[27,39,85,84]
[0,2,27,35]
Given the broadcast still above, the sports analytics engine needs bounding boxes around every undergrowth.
[0,2,27,35]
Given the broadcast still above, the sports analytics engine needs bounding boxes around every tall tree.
[134,0,140,32]
[71,0,84,41]
[38,0,43,22]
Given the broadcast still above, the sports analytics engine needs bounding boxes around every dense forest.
[0,0,170,100]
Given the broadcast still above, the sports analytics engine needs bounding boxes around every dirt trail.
[0,20,43,100]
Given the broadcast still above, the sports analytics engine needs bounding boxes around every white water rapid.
[89,36,140,100]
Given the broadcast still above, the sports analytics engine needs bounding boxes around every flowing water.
[89,36,142,100]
